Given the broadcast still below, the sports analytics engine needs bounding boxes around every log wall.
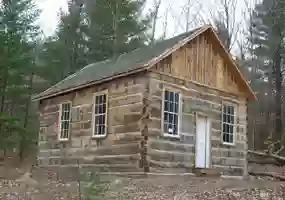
[37,73,147,173]
[146,72,247,175]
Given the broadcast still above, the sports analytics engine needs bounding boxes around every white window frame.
[92,91,108,138]
[221,101,237,146]
[58,101,72,141]
[161,87,182,138]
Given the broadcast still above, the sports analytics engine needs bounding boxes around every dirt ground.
[0,157,285,199]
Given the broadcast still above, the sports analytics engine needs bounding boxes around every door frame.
[195,112,212,168]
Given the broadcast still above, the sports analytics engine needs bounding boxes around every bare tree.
[168,0,200,35]
[207,0,241,51]
[161,6,169,39]
[150,0,162,43]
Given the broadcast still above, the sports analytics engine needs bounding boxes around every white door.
[195,116,210,168]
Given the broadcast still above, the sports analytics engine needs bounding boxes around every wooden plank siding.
[146,72,247,175]
[37,74,147,173]
[151,31,243,97]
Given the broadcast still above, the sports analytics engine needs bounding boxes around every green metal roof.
[34,27,204,101]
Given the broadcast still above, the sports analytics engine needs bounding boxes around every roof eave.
[32,67,148,102]
[207,26,257,101]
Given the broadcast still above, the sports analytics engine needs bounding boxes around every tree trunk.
[112,0,120,57]
[19,73,34,162]
[273,46,282,151]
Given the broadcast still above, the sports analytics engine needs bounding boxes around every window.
[59,102,71,140]
[93,93,107,137]
[222,103,235,144]
[163,90,180,137]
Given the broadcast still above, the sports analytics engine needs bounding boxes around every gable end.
[148,27,256,100]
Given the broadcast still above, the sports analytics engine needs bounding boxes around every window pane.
[174,93,179,103]
[169,102,174,112]
[99,115,104,124]
[229,134,233,143]
[174,103,179,113]
[95,115,101,125]
[98,125,104,135]
[223,133,227,142]
[169,92,174,102]
[173,114,178,126]
[61,121,68,130]
[66,103,70,111]
[99,95,103,103]
[223,114,228,122]
[62,103,66,111]
[225,133,230,143]
[230,106,234,115]
[227,114,231,123]
[229,125,233,134]
[168,123,173,133]
[226,124,230,133]
[102,104,106,113]
[64,129,69,139]
[230,115,234,124]
[61,112,64,120]
[65,111,70,120]
[95,125,99,134]
[173,124,178,135]
[99,104,104,113]
[169,113,173,124]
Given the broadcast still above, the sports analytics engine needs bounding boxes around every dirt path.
[0,157,285,199]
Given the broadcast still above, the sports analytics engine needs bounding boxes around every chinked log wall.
[147,72,247,176]
[37,73,148,173]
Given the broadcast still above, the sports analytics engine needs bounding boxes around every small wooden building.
[33,25,256,177]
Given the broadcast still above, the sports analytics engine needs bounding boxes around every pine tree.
[82,0,152,62]
[39,0,87,86]
[0,0,40,158]
[248,0,285,150]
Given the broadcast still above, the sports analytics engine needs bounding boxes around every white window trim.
[58,101,72,141]
[92,90,108,138]
[221,101,237,146]
[161,87,182,139]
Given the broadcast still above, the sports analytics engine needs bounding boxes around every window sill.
[222,142,235,147]
[91,134,107,140]
[163,133,180,140]
[58,138,69,142]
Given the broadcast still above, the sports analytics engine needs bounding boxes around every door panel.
[195,116,210,168]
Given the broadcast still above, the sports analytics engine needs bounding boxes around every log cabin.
[33,25,256,177]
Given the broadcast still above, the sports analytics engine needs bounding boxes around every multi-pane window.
[163,90,180,137]
[93,93,107,137]
[222,103,235,144]
[59,102,71,140]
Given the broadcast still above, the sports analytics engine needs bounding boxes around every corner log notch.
[139,74,150,172]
